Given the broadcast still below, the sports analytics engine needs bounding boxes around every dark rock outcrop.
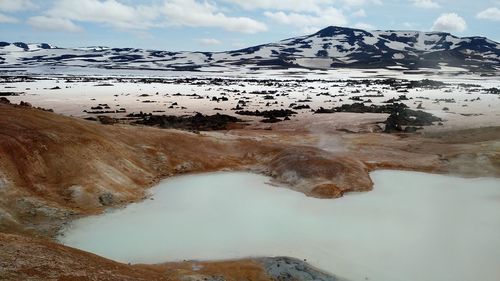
[384,104,442,133]
[260,257,348,281]
[315,102,403,114]
[131,112,243,131]
[236,109,297,118]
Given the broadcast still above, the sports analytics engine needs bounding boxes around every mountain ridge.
[1,26,499,72]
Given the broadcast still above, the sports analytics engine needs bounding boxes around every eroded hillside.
[0,101,499,280]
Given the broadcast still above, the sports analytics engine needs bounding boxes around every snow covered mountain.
[1,26,499,73]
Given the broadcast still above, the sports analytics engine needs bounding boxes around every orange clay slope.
[1,101,499,281]
[1,101,499,237]
[0,102,373,237]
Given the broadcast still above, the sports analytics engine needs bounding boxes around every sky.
[0,0,499,51]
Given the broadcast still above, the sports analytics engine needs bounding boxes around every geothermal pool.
[59,171,500,281]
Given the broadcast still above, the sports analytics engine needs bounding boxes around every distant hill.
[1,26,499,72]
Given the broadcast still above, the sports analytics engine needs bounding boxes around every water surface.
[59,171,500,281]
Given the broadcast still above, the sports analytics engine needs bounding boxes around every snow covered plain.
[1,69,499,131]
[58,171,500,281]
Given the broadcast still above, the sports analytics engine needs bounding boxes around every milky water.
[59,171,500,281]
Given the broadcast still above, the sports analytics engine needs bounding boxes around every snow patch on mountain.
[1,26,498,73]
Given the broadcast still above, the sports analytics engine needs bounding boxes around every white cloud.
[0,12,17,23]
[0,0,36,12]
[340,0,382,7]
[223,0,380,12]
[354,22,374,29]
[222,0,330,12]
[27,16,83,32]
[352,9,366,17]
[47,0,159,30]
[431,13,467,32]
[23,0,266,34]
[477,7,500,21]
[162,0,267,33]
[264,8,347,32]
[197,38,222,45]
[412,0,440,9]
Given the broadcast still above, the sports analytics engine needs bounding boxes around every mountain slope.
[1,26,499,72]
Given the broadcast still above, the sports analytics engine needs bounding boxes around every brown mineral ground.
[0,232,284,281]
[0,102,498,280]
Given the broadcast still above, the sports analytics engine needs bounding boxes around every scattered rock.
[0,92,22,96]
[19,101,32,107]
[175,162,193,173]
[292,104,311,110]
[130,112,243,131]
[384,104,442,133]
[98,116,117,125]
[260,257,346,281]
[315,102,398,114]
[236,109,297,119]
[261,117,282,123]
[98,193,114,206]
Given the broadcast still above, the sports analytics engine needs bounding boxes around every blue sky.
[0,0,499,51]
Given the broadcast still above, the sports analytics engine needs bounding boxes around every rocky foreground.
[0,232,346,281]
[0,101,499,280]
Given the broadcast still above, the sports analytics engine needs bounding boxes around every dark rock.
[131,112,243,131]
[39,43,51,49]
[404,126,419,133]
[315,102,402,114]
[0,92,22,96]
[261,117,282,123]
[236,109,297,118]
[98,193,114,206]
[87,110,116,114]
[13,42,29,50]
[485,88,500,95]
[384,104,442,133]
[293,104,311,110]
[98,116,117,125]
[408,79,446,89]
[259,257,346,281]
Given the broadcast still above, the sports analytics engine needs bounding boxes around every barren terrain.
[0,75,499,280]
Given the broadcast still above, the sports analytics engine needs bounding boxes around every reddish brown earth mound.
[268,147,373,198]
